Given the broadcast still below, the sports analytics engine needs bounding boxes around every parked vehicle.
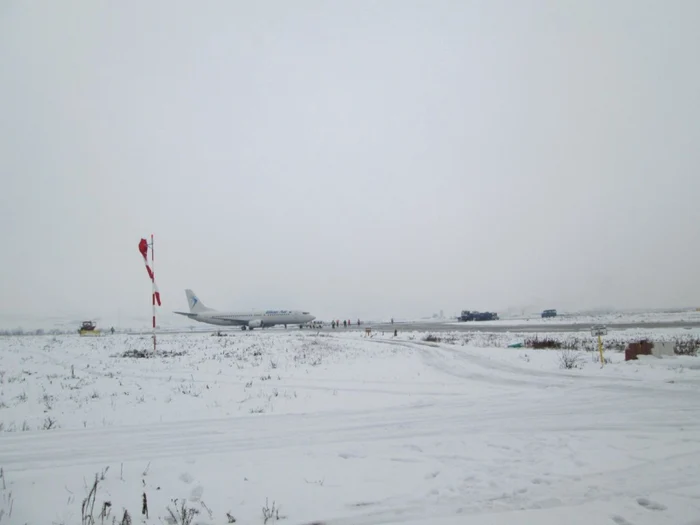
[541,309,557,318]
[459,310,499,322]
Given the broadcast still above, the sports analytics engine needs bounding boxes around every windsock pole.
[151,234,156,352]
[138,236,161,353]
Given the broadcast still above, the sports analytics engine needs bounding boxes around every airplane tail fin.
[185,289,213,313]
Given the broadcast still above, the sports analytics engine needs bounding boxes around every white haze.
[1,1,699,325]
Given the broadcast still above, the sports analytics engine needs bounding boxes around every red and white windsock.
[138,237,161,344]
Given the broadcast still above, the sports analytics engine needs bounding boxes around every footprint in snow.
[349,501,378,508]
[531,497,561,509]
[390,457,421,463]
[189,484,204,502]
[611,515,634,525]
[179,472,194,484]
[636,497,667,511]
[338,452,365,460]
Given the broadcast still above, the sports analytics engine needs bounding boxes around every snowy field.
[447,309,700,327]
[431,327,700,353]
[1,330,700,525]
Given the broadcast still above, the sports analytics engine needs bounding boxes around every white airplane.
[174,289,315,330]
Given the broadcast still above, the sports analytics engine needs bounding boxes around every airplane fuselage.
[189,309,314,328]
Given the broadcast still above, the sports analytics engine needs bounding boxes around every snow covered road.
[1,332,699,524]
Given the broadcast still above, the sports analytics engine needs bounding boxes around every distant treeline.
[0,328,69,336]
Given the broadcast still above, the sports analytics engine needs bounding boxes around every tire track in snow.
[2,386,697,473]
[369,338,582,389]
[295,448,700,525]
[371,338,695,395]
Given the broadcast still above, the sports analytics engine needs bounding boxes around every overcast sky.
[1,0,699,325]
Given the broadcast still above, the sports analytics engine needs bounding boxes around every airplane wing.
[210,316,248,326]
[174,311,197,319]
[174,311,249,326]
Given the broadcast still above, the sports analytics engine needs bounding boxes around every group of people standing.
[330,319,362,329]
[303,319,364,329]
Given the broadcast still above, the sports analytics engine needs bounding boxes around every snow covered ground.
[1,330,699,524]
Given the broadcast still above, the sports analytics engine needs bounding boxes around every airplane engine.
[248,319,263,329]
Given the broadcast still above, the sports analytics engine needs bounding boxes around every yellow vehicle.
[78,320,101,336]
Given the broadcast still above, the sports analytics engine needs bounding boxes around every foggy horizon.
[2,1,699,325]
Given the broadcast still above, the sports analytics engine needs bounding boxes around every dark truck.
[541,309,558,318]
[459,310,499,322]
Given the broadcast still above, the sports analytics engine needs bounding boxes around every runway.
[139,318,700,336]
[371,320,700,333]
